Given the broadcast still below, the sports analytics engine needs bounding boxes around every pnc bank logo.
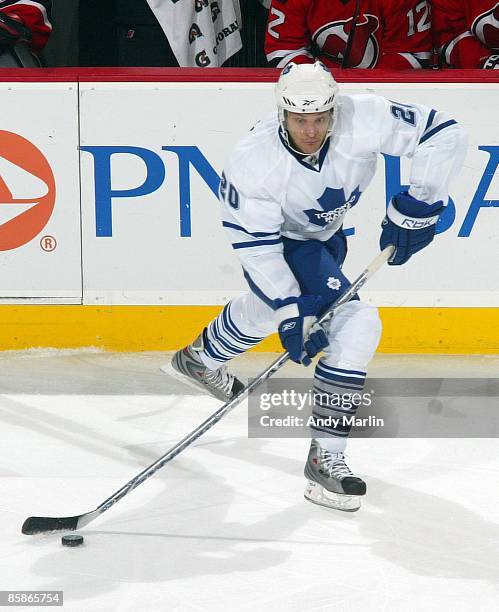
[0,131,56,251]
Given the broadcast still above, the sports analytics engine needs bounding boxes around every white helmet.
[275,62,340,151]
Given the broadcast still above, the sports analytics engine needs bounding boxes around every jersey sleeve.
[370,96,467,206]
[433,0,493,67]
[264,0,315,67]
[441,32,490,68]
[219,168,301,309]
[0,0,52,51]
[469,1,499,50]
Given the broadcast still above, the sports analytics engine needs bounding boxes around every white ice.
[1,350,498,612]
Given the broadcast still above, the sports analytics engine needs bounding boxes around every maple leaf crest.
[304,186,361,227]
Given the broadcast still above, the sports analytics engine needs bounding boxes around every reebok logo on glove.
[275,295,328,365]
[379,191,445,266]
[401,218,435,229]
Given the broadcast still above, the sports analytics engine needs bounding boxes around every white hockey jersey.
[219,94,467,307]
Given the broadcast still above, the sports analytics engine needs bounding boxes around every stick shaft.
[95,246,394,515]
[342,0,362,68]
[22,246,394,533]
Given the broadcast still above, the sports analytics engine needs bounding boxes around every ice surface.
[1,350,498,611]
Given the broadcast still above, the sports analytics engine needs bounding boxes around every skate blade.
[160,362,207,396]
[304,480,361,512]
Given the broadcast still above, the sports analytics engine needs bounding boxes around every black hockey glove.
[0,12,32,46]
[275,296,328,366]
[380,192,445,266]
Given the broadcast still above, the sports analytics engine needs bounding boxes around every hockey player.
[164,62,466,511]
[265,0,382,68]
[377,0,432,69]
[0,0,52,55]
[264,0,432,69]
[433,0,499,68]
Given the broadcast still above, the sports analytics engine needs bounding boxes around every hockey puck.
[61,534,84,547]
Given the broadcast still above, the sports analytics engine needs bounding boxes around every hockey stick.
[22,245,395,535]
[342,0,361,69]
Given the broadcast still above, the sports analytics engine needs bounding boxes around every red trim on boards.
[0,67,496,83]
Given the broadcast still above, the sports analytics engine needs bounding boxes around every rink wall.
[0,68,497,354]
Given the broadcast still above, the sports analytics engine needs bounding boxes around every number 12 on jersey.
[407,0,431,37]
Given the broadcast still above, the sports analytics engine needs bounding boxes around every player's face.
[286,111,331,154]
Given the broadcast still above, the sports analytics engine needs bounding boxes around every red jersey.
[265,0,382,69]
[433,0,499,68]
[0,0,52,51]
[265,0,432,70]
[380,0,431,53]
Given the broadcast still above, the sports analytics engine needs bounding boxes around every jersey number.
[407,1,431,37]
[390,104,416,126]
[267,7,285,40]
[220,172,240,209]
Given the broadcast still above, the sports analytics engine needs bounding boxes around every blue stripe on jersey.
[316,365,366,387]
[222,303,263,343]
[313,396,357,415]
[213,317,244,355]
[243,270,276,309]
[312,408,354,424]
[222,222,280,238]
[217,309,261,351]
[217,308,252,350]
[314,375,364,391]
[424,109,437,133]
[203,303,264,364]
[212,324,247,357]
[419,120,457,145]
[203,337,230,362]
[310,418,350,437]
[389,99,416,109]
[316,362,366,378]
[232,238,282,250]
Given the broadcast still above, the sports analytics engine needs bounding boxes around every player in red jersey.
[264,0,382,69]
[433,0,499,68]
[264,0,432,70]
[377,0,432,69]
[0,0,52,53]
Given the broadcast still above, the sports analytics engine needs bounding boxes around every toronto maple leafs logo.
[304,186,361,227]
[327,277,342,291]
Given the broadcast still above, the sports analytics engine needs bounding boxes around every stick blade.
[22,515,81,535]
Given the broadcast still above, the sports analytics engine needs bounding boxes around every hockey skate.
[304,441,366,512]
[161,330,244,402]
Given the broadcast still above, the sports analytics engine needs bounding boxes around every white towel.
[145,0,242,67]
